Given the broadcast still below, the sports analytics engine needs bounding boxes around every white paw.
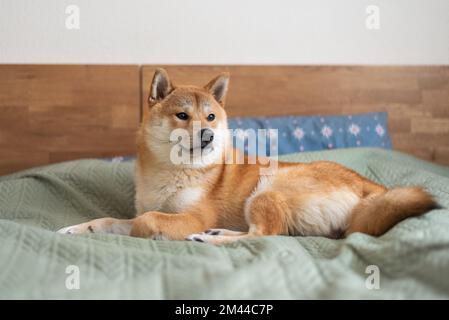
[57,225,76,234]
[57,224,93,235]
[203,229,225,236]
[184,229,226,243]
[185,229,247,244]
[185,233,214,243]
[203,228,245,236]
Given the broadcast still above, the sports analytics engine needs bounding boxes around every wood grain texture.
[0,65,140,175]
[142,66,449,165]
[1,65,448,175]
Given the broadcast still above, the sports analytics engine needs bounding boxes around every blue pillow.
[228,112,391,156]
[104,112,391,162]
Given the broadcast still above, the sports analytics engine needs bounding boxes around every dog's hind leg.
[244,191,289,236]
[187,191,289,245]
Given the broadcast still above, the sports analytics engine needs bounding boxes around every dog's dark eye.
[207,114,215,122]
[176,112,189,120]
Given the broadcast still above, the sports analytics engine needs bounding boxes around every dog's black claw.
[193,237,204,242]
[205,230,220,235]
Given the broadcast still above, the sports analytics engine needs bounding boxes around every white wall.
[1,0,448,65]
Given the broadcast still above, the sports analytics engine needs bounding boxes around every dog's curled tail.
[346,187,437,237]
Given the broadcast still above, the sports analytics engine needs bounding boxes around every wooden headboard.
[0,65,140,175]
[1,64,448,175]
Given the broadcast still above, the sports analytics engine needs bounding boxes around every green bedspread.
[1,148,448,299]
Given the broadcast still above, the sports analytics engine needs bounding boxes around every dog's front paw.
[57,223,94,235]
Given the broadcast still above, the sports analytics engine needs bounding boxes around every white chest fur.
[135,168,205,215]
[165,187,204,212]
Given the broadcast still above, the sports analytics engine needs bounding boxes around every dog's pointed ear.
[204,72,230,106]
[149,68,173,105]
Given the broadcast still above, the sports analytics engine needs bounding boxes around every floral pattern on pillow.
[228,112,391,156]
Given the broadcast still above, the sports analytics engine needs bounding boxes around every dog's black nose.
[200,128,214,148]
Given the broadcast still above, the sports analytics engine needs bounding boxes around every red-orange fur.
[345,187,436,236]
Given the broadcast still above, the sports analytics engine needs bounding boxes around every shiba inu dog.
[58,68,436,244]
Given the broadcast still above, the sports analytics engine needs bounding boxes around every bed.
[0,65,448,299]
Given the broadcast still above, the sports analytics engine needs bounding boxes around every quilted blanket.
[1,148,448,299]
